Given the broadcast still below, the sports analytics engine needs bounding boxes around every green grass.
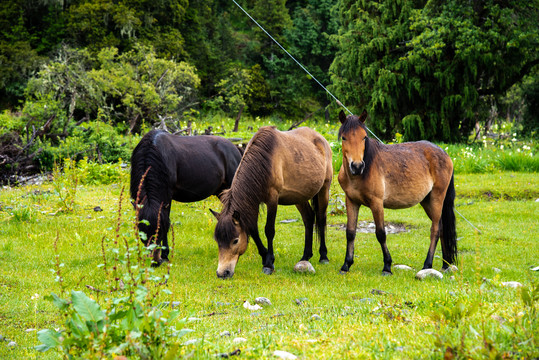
[0,170,538,359]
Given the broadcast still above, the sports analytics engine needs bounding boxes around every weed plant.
[35,188,192,358]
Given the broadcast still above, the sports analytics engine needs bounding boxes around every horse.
[130,129,243,266]
[337,110,457,275]
[210,126,333,279]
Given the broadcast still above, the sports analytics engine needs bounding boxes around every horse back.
[149,132,242,202]
[341,140,452,209]
[269,127,333,204]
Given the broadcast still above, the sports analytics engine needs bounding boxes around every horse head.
[339,110,368,176]
[211,209,249,279]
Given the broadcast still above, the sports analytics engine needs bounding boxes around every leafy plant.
[36,188,191,358]
[52,158,79,212]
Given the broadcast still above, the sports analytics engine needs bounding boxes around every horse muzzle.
[216,268,234,279]
[349,161,365,176]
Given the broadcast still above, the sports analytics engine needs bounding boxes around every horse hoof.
[319,259,329,264]
[339,270,348,275]
[262,267,274,275]
[381,271,393,276]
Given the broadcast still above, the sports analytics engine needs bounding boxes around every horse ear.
[232,210,240,224]
[338,110,347,124]
[358,110,368,123]
[210,209,221,220]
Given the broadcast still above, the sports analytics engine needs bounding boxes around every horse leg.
[296,201,315,262]
[340,197,359,273]
[152,203,171,267]
[315,184,330,264]
[420,195,443,269]
[160,204,172,262]
[262,200,278,274]
[371,203,392,275]
[251,232,268,262]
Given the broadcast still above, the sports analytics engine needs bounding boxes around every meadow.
[0,118,537,359]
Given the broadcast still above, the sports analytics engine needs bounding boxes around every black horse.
[130,129,243,265]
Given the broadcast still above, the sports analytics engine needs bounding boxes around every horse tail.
[311,194,325,242]
[130,130,171,244]
[441,173,457,265]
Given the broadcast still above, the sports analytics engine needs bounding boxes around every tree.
[330,0,539,141]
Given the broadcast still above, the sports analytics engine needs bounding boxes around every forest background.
[0,0,538,181]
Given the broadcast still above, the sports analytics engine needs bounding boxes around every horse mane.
[220,127,276,235]
[338,115,381,178]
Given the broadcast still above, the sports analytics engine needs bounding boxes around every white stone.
[442,265,458,273]
[311,314,321,321]
[182,339,200,346]
[273,350,297,359]
[243,301,262,311]
[416,268,443,280]
[233,337,247,343]
[501,281,523,288]
[531,266,539,271]
[393,264,413,271]
[293,260,315,273]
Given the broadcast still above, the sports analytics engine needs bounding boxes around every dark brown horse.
[337,111,457,275]
[211,126,333,279]
[130,129,243,266]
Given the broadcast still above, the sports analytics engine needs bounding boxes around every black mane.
[220,127,277,236]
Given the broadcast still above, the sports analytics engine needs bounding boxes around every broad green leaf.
[35,329,62,352]
[71,290,105,323]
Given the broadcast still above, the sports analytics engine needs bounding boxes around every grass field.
[0,168,537,359]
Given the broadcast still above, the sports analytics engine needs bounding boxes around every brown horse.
[211,126,333,279]
[337,110,457,275]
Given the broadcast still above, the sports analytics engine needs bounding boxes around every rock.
[501,281,523,288]
[255,297,272,306]
[182,339,200,346]
[293,260,315,273]
[531,266,539,271]
[279,219,298,224]
[492,267,502,273]
[7,341,16,347]
[295,297,308,306]
[220,331,231,337]
[273,350,297,359]
[393,264,413,271]
[243,301,262,311]
[416,269,443,280]
[233,337,247,344]
[93,206,103,212]
[188,317,202,321]
[357,298,375,303]
[442,265,458,273]
[311,314,321,321]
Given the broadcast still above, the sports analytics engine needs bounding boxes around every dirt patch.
[330,221,410,234]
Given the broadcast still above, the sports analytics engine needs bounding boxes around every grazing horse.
[211,126,333,279]
[130,129,243,266]
[337,110,457,275]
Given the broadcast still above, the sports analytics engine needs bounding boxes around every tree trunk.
[233,105,245,132]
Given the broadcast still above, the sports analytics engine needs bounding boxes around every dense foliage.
[0,0,538,179]
[330,0,539,141]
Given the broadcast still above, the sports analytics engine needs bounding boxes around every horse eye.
[341,136,347,141]
[232,238,239,245]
